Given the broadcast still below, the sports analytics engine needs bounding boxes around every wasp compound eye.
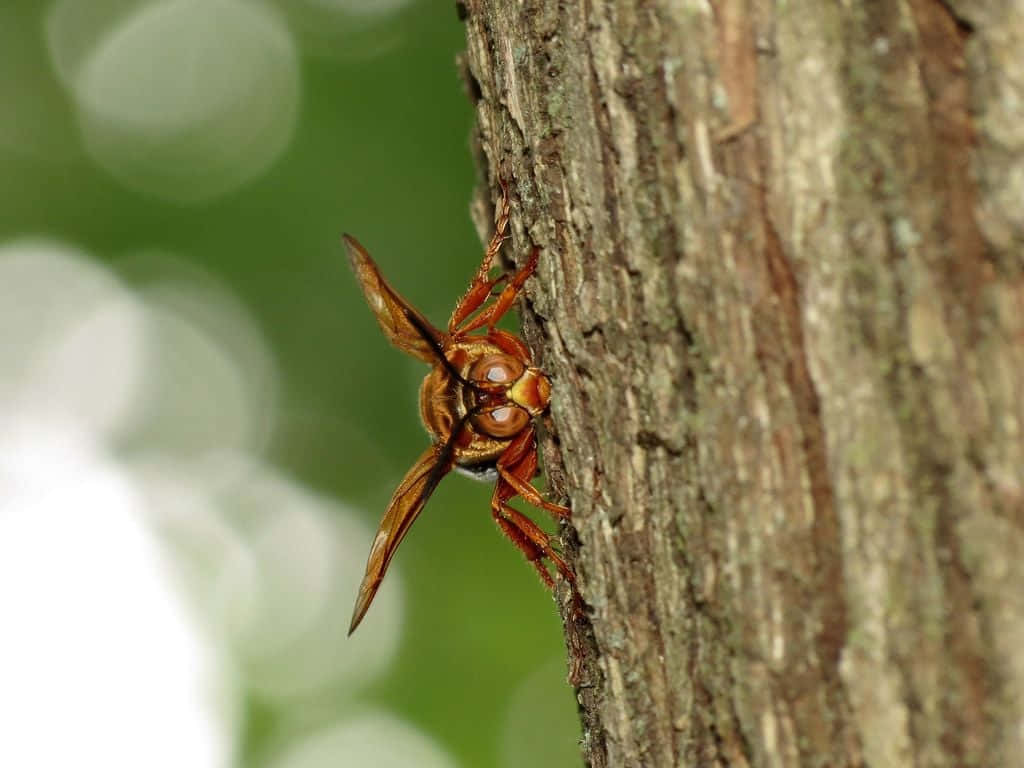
[473,404,530,438]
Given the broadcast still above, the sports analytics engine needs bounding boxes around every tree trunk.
[460,2,1024,766]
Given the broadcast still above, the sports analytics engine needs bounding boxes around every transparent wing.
[343,234,446,363]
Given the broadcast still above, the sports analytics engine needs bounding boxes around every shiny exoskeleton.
[343,182,573,634]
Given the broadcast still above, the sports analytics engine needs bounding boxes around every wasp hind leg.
[490,492,573,588]
[492,511,555,588]
[491,433,575,587]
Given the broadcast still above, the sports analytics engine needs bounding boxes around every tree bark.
[460,2,1024,766]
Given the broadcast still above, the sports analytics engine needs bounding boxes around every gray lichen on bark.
[461,1,1024,766]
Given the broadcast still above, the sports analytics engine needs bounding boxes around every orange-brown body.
[343,182,573,634]
[419,337,550,465]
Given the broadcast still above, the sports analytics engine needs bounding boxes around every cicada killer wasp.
[343,181,573,633]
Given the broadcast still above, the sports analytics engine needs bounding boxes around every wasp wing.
[343,234,446,363]
[348,441,455,634]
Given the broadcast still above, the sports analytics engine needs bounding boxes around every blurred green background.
[0,1,580,766]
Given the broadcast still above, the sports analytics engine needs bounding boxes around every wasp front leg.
[456,246,539,335]
[449,180,512,333]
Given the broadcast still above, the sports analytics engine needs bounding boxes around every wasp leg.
[494,434,586,638]
[487,327,532,360]
[496,427,572,519]
[492,510,555,588]
[488,275,510,295]
[498,466,572,519]
[491,431,575,586]
[492,496,572,585]
[456,246,538,335]
[449,180,511,333]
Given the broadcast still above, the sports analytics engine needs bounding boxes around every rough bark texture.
[460,2,1024,766]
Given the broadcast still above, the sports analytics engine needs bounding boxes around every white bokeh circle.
[125,262,279,456]
[212,459,406,700]
[0,239,146,439]
[269,0,413,60]
[500,656,581,768]
[268,711,458,768]
[49,0,300,202]
[299,0,413,15]
[0,230,417,762]
[136,453,406,701]
[0,435,238,768]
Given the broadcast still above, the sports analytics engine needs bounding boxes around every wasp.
[343,182,574,634]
